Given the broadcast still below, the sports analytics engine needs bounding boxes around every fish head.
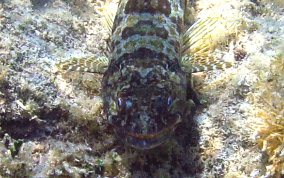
[104,63,189,149]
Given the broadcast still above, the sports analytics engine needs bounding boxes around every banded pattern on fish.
[57,0,234,149]
[103,0,189,149]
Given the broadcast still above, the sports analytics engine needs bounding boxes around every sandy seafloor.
[0,0,283,177]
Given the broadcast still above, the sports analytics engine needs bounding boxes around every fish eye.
[167,96,173,105]
[117,98,132,111]
[117,98,124,107]
[125,99,133,109]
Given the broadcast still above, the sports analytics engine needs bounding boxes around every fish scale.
[57,0,235,149]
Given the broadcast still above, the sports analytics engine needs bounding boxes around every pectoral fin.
[181,16,237,73]
[56,56,109,74]
[180,54,232,73]
[97,1,118,33]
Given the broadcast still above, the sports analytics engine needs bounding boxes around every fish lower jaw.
[114,126,176,149]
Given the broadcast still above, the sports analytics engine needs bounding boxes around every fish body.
[57,0,234,149]
[102,0,191,149]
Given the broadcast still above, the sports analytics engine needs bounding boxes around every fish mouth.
[113,118,181,149]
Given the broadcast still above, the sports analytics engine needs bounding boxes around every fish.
[57,0,234,149]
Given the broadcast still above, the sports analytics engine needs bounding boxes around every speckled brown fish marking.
[57,0,234,149]
[102,0,191,149]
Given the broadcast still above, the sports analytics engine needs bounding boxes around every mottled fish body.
[57,0,234,149]
[102,0,189,149]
